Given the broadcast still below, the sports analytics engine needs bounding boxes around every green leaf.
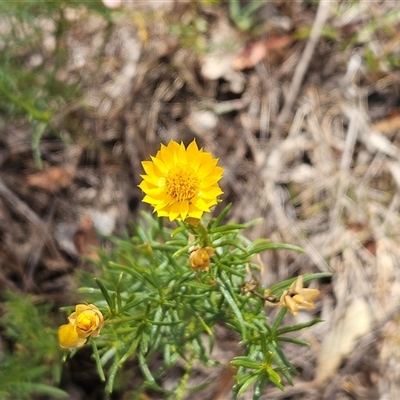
[77,287,102,295]
[32,122,47,169]
[266,344,293,385]
[230,356,260,370]
[271,308,288,334]
[277,337,310,346]
[210,203,232,228]
[247,242,305,256]
[216,239,248,252]
[20,383,68,398]
[105,353,119,393]
[171,224,191,237]
[119,335,141,365]
[217,275,247,337]
[118,293,149,313]
[94,278,115,311]
[237,373,260,396]
[115,272,124,311]
[91,340,106,382]
[139,351,156,384]
[209,223,247,234]
[276,318,323,336]
[266,367,284,390]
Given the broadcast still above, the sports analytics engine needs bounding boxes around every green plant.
[0,291,66,399]
[0,0,110,167]
[169,14,209,53]
[337,2,400,73]
[228,0,265,32]
[58,141,330,399]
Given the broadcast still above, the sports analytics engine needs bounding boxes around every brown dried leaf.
[232,35,293,70]
[26,166,75,192]
[371,109,400,135]
[74,215,101,261]
[213,366,236,400]
[315,300,372,384]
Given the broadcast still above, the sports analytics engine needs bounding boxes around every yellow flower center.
[76,311,97,332]
[164,165,200,201]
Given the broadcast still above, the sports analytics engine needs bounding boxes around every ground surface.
[1,1,400,399]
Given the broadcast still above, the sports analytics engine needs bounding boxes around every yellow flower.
[138,140,224,223]
[69,304,104,338]
[58,304,104,349]
[58,323,86,349]
[279,276,320,316]
[189,246,215,272]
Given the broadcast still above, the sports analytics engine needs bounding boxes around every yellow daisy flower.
[138,140,224,223]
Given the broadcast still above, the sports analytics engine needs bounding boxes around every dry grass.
[1,0,400,399]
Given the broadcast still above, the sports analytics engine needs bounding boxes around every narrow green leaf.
[217,239,248,252]
[171,224,190,237]
[32,122,47,169]
[91,340,106,382]
[115,272,124,312]
[253,374,268,399]
[271,308,288,334]
[100,347,116,365]
[105,355,119,393]
[139,351,156,384]
[237,373,260,396]
[276,318,323,336]
[77,287,102,295]
[118,294,149,313]
[217,275,247,337]
[267,343,294,385]
[247,243,305,256]
[209,223,247,234]
[94,278,115,310]
[21,383,68,398]
[172,242,196,257]
[140,332,149,354]
[259,332,268,355]
[277,337,310,346]
[211,203,232,228]
[266,367,284,390]
[193,312,212,335]
[230,356,260,370]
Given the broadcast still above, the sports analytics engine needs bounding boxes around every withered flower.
[279,276,319,316]
[189,246,215,272]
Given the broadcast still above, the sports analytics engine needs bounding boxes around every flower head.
[279,276,320,316]
[58,304,104,349]
[138,140,223,224]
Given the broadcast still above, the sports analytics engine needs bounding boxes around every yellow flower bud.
[58,323,86,349]
[59,304,104,349]
[189,246,215,272]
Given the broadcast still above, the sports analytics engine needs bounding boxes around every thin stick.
[0,178,44,227]
[274,1,333,137]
